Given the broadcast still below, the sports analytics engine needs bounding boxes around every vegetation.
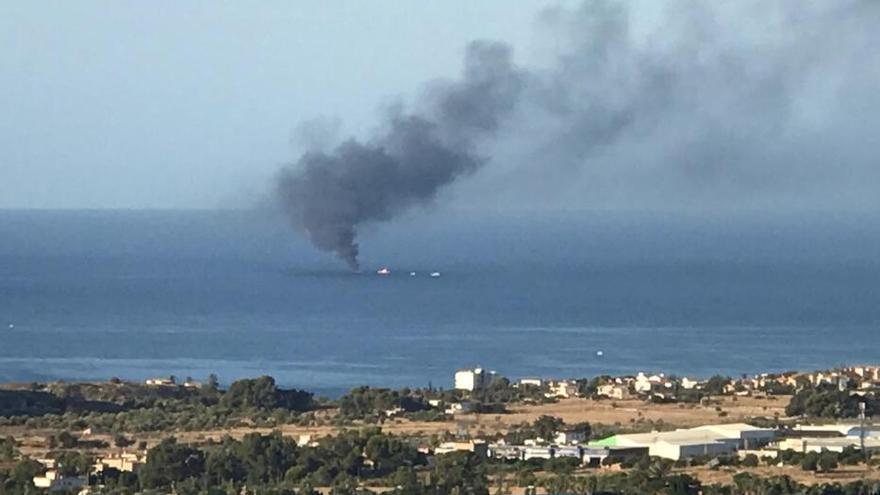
[504,415,591,444]
[337,387,429,420]
[220,376,313,412]
[0,436,18,462]
[0,377,314,433]
[785,384,877,418]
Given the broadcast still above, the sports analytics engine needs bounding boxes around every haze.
[2,1,878,215]
[0,1,549,209]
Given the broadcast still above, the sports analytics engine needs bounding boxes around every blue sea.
[1,209,879,397]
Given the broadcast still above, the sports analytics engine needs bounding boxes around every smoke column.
[277,42,523,270]
[278,1,880,268]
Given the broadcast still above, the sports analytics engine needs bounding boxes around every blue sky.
[0,1,566,209]
[2,1,877,213]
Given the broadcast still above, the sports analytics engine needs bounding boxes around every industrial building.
[591,423,776,461]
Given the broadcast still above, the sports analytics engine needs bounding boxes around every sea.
[1,209,879,397]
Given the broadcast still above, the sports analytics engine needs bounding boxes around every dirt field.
[170,395,788,445]
[685,464,880,484]
[1,395,789,463]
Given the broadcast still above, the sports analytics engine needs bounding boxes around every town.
[435,366,879,464]
[1,364,880,494]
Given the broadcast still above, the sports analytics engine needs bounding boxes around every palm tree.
[647,460,671,480]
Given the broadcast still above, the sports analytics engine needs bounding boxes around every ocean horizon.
[2,209,879,397]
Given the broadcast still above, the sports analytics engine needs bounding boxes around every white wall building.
[595,423,776,461]
[33,471,88,492]
[523,446,553,460]
[597,384,631,400]
[778,437,880,454]
[519,378,543,387]
[546,380,578,398]
[435,440,488,457]
[794,424,880,438]
[681,377,702,390]
[454,368,495,391]
[555,430,587,445]
[444,400,474,415]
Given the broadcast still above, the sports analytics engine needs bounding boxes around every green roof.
[590,435,618,446]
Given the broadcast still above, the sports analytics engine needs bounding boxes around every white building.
[681,377,702,390]
[593,423,776,461]
[522,446,553,460]
[93,452,145,473]
[519,378,543,387]
[33,471,88,492]
[651,436,737,460]
[553,446,582,458]
[434,440,488,457]
[454,368,495,391]
[691,423,777,450]
[546,380,578,398]
[634,372,667,394]
[597,383,631,400]
[778,436,880,454]
[555,430,587,445]
[794,424,880,438]
[444,400,474,415]
[145,377,175,386]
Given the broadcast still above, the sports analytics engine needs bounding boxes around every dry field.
[684,464,880,484]
[1,395,789,461]
[172,395,788,445]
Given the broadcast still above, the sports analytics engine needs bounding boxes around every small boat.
[376,267,391,276]
[596,350,604,357]
[409,272,416,277]
[430,272,441,278]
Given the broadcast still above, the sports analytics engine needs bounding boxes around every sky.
[1,1,878,214]
[0,1,563,209]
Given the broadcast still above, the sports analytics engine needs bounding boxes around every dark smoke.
[279,0,880,268]
[277,41,523,269]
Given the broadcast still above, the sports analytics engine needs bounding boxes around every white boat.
[430,272,441,278]
[409,272,416,276]
[377,267,391,276]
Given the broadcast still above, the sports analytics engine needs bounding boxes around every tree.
[818,451,839,472]
[785,385,877,418]
[741,453,759,467]
[337,387,427,419]
[532,415,564,442]
[114,434,134,448]
[704,376,731,396]
[236,431,298,484]
[139,437,205,489]
[427,451,488,495]
[221,376,313,412]
[364,434,421,475]
[800,452,819,472]
[11,457,45,483]
[222,376,279,410]
[54,451,93,476]
[0,436,18,461]
[205,439,246,485]
[207,374,220,392]
[48,431,78,449]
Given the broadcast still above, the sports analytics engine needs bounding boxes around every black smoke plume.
[278,1,880,268]
[276,42,523,270]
